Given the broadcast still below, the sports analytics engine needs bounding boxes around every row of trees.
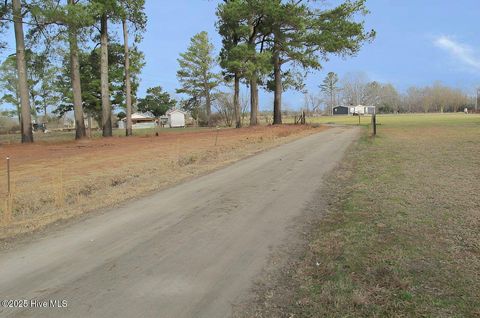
[401,83,471,113]
[1,0,374,143]
[0,45,145,121]
[173,0,374,128]
[0,0,146,143]
[316,71,472,114]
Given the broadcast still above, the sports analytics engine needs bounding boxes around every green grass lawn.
[298,112,479,127]
[244,113,480,317]
[281,112,479,130]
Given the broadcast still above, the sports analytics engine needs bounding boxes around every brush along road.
[0,126,359,318]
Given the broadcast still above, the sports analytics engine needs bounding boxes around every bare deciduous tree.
[303,92,323,114]
[340,72,370,106]
[213,92,234,127]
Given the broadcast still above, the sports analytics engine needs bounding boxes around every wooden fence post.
[372,114,377,136]
[4,157,12,224]
[6,156,10,194]
[214,127,220,146]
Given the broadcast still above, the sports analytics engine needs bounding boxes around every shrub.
[0,116,18,134]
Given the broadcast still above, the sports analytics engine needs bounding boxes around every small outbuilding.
[333,106,349,115]
[167,109,186,128]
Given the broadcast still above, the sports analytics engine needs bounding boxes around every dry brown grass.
[237,115,480,317]
[0,125,325,239]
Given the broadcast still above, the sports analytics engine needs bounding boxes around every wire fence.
[0,124,310,235]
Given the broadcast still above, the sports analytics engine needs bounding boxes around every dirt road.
[0,126,359,318]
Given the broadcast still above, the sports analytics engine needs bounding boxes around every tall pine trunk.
[249,75,258,126]
[87,113,92,137]
[330,91,334,116]
[205,87,212,126]
[122,18,133,136]
[248,18,258,126]
[15,81,21,126]
[234,73,241,128]
[68,0,86,140]
[12,0,33,143]
[100,13,112,137]
[273,49,282,125]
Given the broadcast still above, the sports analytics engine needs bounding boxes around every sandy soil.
[0,126,359,318]
[0,125,324,239]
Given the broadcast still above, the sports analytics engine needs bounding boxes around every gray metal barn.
[333,106,349,115]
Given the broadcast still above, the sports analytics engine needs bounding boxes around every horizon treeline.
[313,71,475,115]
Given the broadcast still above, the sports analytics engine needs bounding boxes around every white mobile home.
[167,109,186,128]
[349,105,376,115]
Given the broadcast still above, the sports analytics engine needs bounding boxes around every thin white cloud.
[434,36,480,71]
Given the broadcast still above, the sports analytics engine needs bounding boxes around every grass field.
[242,113,480,317]
[0,124,323,239]
[303,112,480,127]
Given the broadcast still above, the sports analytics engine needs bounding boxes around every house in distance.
[333,105,376,116]
[351,105,376,115]
[117,110,188,129]
[118,112,157,129]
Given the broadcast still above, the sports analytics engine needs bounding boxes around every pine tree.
[320,72,339,115]
[118,0,146,136]
[216,0,272,127]
[176,32,221,126]
[12,0,33,142]
[265,0,375,124]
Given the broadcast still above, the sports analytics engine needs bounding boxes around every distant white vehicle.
[167,109,187,128]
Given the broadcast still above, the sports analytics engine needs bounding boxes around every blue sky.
[137,0,480,110]
[2,0,480,111]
